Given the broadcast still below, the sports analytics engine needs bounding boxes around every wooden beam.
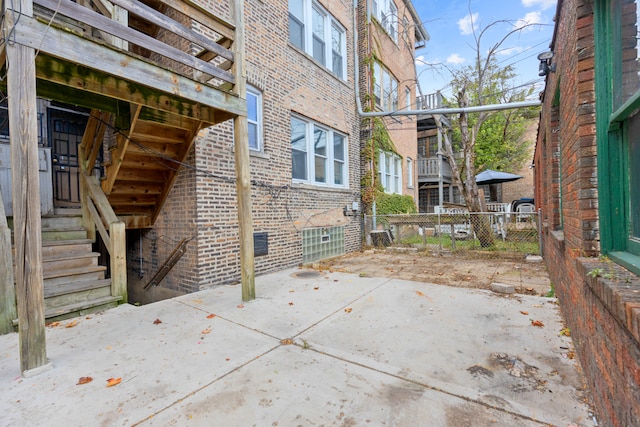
[230,0,255,301]
[33,70,225,125]
[6,0,50,374]
[102,104,141,194]
[154,0,235,41]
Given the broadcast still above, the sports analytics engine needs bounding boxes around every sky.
[413,0,557,101]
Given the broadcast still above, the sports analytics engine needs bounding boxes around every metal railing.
[365,212,540,254]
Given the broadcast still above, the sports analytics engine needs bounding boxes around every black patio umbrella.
[475,169,522,185]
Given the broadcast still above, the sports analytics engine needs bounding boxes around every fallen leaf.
[559,327,571,337]
[106,377,122,387]
[201,327,211,335]
[288,302,294,306]
[531,320,545,327]
[344,307,352,313]
[314,287,319,290]
[520,311,529,315]
[76,376,93,385]
[237,304,244,309]
[225,358,230,361]
[281,339,293,345]
[153,319,162,325]
[333,279,338,282]
[416,291,425,297]
[567,351,575,359]
[65,320,78,328]
[46,321,60,328]
[289,289,295,293]
[206,314,216,319]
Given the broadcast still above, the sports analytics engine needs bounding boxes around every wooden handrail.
[80,172,127,303]
[0,184,18,334]
[32,0,236,86]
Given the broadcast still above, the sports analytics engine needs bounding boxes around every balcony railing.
[417,157,452,180]
[417,91,444,110]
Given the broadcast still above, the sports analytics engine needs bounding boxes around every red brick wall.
[535,1,640,425]
[128,0,362,293]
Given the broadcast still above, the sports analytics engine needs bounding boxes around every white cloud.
[521,0,556,10]
[458,13,479,35]
[515,11,544,31]
[447,53,466,64]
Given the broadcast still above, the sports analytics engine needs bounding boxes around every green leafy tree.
[433,17,542,246]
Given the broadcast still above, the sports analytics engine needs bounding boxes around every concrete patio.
[0,267,596,426]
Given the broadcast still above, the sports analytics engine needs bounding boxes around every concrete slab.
[0,267,595,426]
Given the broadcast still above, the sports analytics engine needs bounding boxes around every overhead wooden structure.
[1,0,255,374]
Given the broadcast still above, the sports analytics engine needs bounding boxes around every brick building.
[358,0,428,208]
[129,0,427,302]
[534,0,640,425]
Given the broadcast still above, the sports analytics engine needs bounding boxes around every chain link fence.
[364,211,540,255]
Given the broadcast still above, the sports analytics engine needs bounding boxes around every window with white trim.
[288,0,346,79]
[407,157,413,188]
[372,0,398,43]
[247,86,262,151]
[405,87,411,110]
[373,62,398,111]
[378,151,402,194]
[291,116,347,187]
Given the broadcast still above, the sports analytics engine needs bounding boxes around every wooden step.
[44,265,106,286]
[41,239,94,257]
[13,295,123,325]
[45,295,122,322]
[45,279,112,308]
[42,251,100,272]
[41,227,88,241]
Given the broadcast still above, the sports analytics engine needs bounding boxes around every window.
[291,115,347,187]
[595,0,640,273]
[407,157,413,188]
[405,87,411,110]
[288,0,346,79]
[247,86,262,151]
[373,62,398,111]
[378,151,402,193]
[373,0,398,43]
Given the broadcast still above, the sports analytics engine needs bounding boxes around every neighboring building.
[535,0,640,425]
[358,0,428,208]
[416,91,459,212]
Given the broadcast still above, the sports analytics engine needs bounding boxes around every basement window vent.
[254,232,268,257]
[302,226,345,264]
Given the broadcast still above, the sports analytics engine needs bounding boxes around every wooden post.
[109,221,127,303]
[0,185,18,335]
[6,0,50,374]
[231,0,255,300]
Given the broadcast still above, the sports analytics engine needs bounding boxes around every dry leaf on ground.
[106,377,122,387]
[416,291,425,297]
[153,319,162,325]
[76,376,93,385]
[520,311,529,315]
[206,314,216,319]
[65,320,78,328]
[531,320,545,327]
[201,327,212,335]
[344,307,352,313]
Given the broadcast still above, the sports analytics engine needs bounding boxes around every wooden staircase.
[10,210,122,323]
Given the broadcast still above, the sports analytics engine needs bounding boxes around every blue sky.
[413,0,557,100]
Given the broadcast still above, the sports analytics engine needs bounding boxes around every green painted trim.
[609,90,640,126]
[609,251,640,276]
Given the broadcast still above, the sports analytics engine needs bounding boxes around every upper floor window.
[373,62,398,111]
[288,0,346,79]
[373,0,398,43]
[407,157,413,188]
[247,86,262,152]
[291,115,347,188]
[378,151,402,194]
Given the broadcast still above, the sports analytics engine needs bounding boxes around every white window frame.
[288,0,347,79]
[247,86,262,152]
[405,87,411,110]
[373,0,398,43]
[291,115,348,188]
[407,157,413,188]
[374,62,398,111]
[378,151,402,194]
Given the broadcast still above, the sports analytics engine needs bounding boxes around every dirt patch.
[313,249,552,296]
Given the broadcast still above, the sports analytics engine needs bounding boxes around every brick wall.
[535,0,640,425]
[128,0,362,294]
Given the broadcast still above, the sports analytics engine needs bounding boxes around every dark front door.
[48,108,89,208]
